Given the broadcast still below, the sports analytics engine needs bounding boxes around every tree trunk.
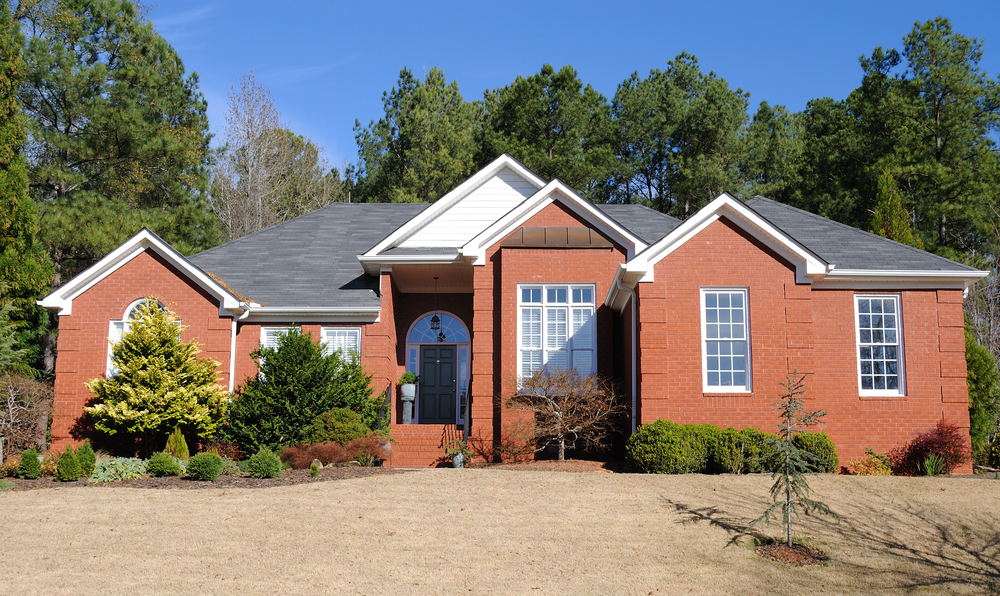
[558,437,565,461]
[939,214,947,247]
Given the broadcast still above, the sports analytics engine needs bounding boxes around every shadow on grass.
[661,488,1000,593]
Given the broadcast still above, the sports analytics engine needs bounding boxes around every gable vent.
[501,226,613,248]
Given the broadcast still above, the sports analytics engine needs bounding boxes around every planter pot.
[400,383,416,399]
[452,453,465,468]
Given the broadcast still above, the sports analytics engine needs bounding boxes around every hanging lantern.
[431,276,441,330]
[430,314,441,330]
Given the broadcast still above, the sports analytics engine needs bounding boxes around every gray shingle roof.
[188,203,429,308]
[745,196,977,272]
[596,204,681,244]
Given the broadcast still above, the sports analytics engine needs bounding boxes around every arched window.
[106,298,169,377]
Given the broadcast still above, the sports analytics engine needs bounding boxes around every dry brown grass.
[1,471,998,595]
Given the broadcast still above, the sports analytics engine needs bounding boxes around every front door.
[419,345,457,424]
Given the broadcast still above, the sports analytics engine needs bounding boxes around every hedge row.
[625,420,838,474]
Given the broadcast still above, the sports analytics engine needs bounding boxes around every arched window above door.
[408,313,469,344]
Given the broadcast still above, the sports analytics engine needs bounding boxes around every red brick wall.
[636,217,972,471]
[52,249,233,449]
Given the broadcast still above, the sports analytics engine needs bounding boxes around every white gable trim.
[624,193,830,286]
[38,228,244,317]
[460,180,647,265]
[363,154,546,258]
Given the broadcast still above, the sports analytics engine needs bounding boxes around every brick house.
[39,154,987,469]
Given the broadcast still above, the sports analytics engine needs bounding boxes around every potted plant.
[444,439,474,468]
[399,371,418,399]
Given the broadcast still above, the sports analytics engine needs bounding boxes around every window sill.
[703,391,753,397]
[858,393,906,401]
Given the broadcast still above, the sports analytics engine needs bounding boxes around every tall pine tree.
[870,169,924,249]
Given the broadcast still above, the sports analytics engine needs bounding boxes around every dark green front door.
[419,345,456,424]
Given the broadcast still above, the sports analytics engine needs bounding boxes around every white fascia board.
[813,268,988,290]
[362,155,546,258]
[628,193,829,285]
[357,252,463,275]
[460,181,647,265]
[37,228,242,317]
[241,306,381,324]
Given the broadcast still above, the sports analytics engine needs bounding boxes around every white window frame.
[700,288,751,393]
[260,326,295,349]
[321,327,362,358]
[106,299,172,377]
[854,294,905,397]
[517,283,597,378]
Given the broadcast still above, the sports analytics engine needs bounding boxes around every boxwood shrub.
[626,420,704,474]
[185,452,224,482]
[146,452,183,477]
[792,431,839,473]
[246,447,282,479]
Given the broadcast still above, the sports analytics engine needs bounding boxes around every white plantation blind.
[260,326,292,349]
[571,307,595,375]
[518,284,596,376]
[322,327,361,357]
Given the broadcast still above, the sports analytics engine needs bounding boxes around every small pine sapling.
[56,445,82,482]
[750,371,838,547]
[77,440,96,477]
[164,427,190,460]
[309,460,319,477]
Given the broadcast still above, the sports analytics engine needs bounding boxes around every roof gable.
[39,229,243,317]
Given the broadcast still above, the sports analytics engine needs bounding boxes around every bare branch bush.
[0,374,52,455]
[505,370,626,461]
[210,70,340,241]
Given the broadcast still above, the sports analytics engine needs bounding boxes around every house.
[39,154,987,469]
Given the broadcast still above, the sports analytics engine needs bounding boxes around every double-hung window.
[260,326,293,350]
[855,295,904,395]
[518,284,596,377]
[701,289,750,392]
[321,327,361,358]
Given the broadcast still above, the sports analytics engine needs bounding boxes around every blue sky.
[148,1,1000,169]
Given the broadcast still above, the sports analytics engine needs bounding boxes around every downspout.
[615,275,638,433]
[229,304,252,393]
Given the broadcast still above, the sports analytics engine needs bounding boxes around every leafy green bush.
[225,328,379,454]
[626,420,704,474]
[77,440,96,477]
[306,408,370,445]
[246,447,282,479]
[185,452,224,481]
[685,424,720,473]
[966,328,1000,464]
[88,457,147,482]
[164,427,190,460]
[16,448,40,479]
[712,427,747,473]
[219,457,241,476]
[56,445,81,481]
[146,452,183,477]
[739,427,780,473]
[792,431,839,473]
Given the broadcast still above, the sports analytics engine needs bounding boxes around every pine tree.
[870,170,924,249]
[84,301,228,453]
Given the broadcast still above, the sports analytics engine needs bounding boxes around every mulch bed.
[755,542,829,566]
[471,459,628,473]
[3,466,402,491]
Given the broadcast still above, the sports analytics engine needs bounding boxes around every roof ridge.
[745,196,977,272]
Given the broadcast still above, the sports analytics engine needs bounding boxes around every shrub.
[739,427,780,473]
[713,427,747,473]
[56,445,82,481]
[889,419,970,476]
[77,440,96,477]
[309,460,319,477]
[16,448,40,479]
[306,408,370,445]
[146,452,183,477]
[246,447,283,479]
[203,438,242,462]
[185,452,224,481]
[280,442,349,469]
[346,434,389,467]
[219,457,241,476]
[164,427,189,460]
[225,328,379,454]
[0,374,52,453]
[626,420,703,474]
[1,453,21,477]
[685,424,720,473]
[966,328,1000,464]
[39,449,57,476]
[88,457,147,482]
[84,301,228,450]
[850,448,892,476]
[792,432,839,473]
[989,441,1000,469]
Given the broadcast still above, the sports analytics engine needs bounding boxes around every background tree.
[211,70,341,241]
[225,328,378,454]
[84,301,228,455]
[349,67,480,203]
[505,369,625,461]
[609,54,748,215]
[480,64,614,200]
[870,169,924,249]
[739,101,802,204]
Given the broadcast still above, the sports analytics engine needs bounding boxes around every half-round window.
[408,313,469,344]
[125,298,166,320]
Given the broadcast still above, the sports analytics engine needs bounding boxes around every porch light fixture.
[431,276,446,341]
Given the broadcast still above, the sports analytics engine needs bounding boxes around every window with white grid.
[855,295,904,396]
[518,284,595,377]
[321,327,361,358]
[701,289,751,392]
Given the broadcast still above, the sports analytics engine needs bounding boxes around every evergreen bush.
[225,328,379,454]
[739,427,780,473]
[76,440,96,477]
[685,424,721,473]
[16,447,40,479]
[625,420,703,474]
[246,446,283,479]
[791,431,839,473]
[713,427,747,473]
[146,451,182,477]
[88,457,147,482]
[305,408,370,445]
[965,328,1000,464]
[56,444,81,481]
[164,427,190,460]
[185,452,224,481]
